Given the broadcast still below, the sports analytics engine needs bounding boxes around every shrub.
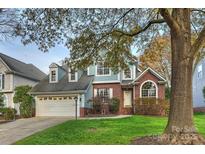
[1,107,17,120]
[19,98,33,118]
[91,97,103,114]
[90,97,120,114]
[135,98,169,116]
[109,97,120,113]
[13,85,34,118]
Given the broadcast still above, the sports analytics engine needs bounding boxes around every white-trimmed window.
[69,68,78,82]
[141,81,157,98]
[96,62,111,76]
[198,64,203,79]
[70,69,77,81]
[0,74,5,90]
[94,88,113,102]
[123,68,132,79]
[50,70,57,82]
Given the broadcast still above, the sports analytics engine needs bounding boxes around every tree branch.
[112,19,165,37]
[191,25,205,55]
[191,9,205,14]
[110,8,134,32]
[159,9,180,33]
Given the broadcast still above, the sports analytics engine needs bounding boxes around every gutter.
[30,90,86,95]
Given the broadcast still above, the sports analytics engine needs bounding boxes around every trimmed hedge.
[135,98,169,116]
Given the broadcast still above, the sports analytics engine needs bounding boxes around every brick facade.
[80,108,92,117]
[85,70,166,117]
[93,83,124,114]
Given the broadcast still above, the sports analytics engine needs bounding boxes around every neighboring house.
[31,57,166,117]
[193,59,205,108]
[0,53,46,113]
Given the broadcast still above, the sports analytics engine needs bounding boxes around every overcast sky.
[0,38,69,74]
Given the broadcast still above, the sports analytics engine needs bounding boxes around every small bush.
[109,97,120,113]
[92,97,103,114]
[1,107,17,121]
[135,98,169,116]
[90,97,120,114]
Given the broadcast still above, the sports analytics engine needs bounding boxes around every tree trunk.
[164,9,196,134]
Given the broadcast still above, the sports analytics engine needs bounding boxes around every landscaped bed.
[15,113,205,145]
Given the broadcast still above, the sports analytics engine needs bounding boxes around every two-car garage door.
[36,96,79,117]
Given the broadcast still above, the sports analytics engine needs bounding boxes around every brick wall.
[93,83,126,114]
[134,71,165,99]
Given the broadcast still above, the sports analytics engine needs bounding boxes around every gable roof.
[0,53,46,81]
[30,72,94,94]
[133,67,166,83]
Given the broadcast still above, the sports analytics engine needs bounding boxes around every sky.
[0,37,69,74]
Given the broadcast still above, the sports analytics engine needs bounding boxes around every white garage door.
[36,96,79,117]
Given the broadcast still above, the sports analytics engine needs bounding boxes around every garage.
[36,96,79,117]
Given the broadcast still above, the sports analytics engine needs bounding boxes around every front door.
[123,91,132,107]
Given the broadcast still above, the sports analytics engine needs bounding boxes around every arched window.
[141,81,157,98]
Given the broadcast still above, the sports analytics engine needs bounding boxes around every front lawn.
[15,113,205,145]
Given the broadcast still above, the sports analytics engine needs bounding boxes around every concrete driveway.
[0,117,73,145]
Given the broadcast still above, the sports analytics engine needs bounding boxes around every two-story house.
[31,57,166,117]
[0,53,46,113]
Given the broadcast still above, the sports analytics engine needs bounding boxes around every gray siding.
[193,59,205,107]
[88,64,119,82]
[58,67,66,81]
[13,74,38,88]
[78,70,83,80]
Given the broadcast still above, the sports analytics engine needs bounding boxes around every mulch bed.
[131,134,205,145]
[85,114,118,117]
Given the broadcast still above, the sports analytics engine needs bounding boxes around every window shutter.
[109,88,113,98]
[94,89,97,97]
[2,74,4,89]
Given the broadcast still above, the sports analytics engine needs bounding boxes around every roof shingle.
[0,53,46,81]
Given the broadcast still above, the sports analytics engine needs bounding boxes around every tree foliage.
[17,8,167,70]
[140,36,171,86]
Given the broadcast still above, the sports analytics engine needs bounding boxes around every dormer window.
[69,68,78,82]
[70,69,76,81]
[96,62,111,76]
[49,69,58,83]
[123,68,132,80]
[51,70,56,82]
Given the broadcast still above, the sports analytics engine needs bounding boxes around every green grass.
[15,114,205,145]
